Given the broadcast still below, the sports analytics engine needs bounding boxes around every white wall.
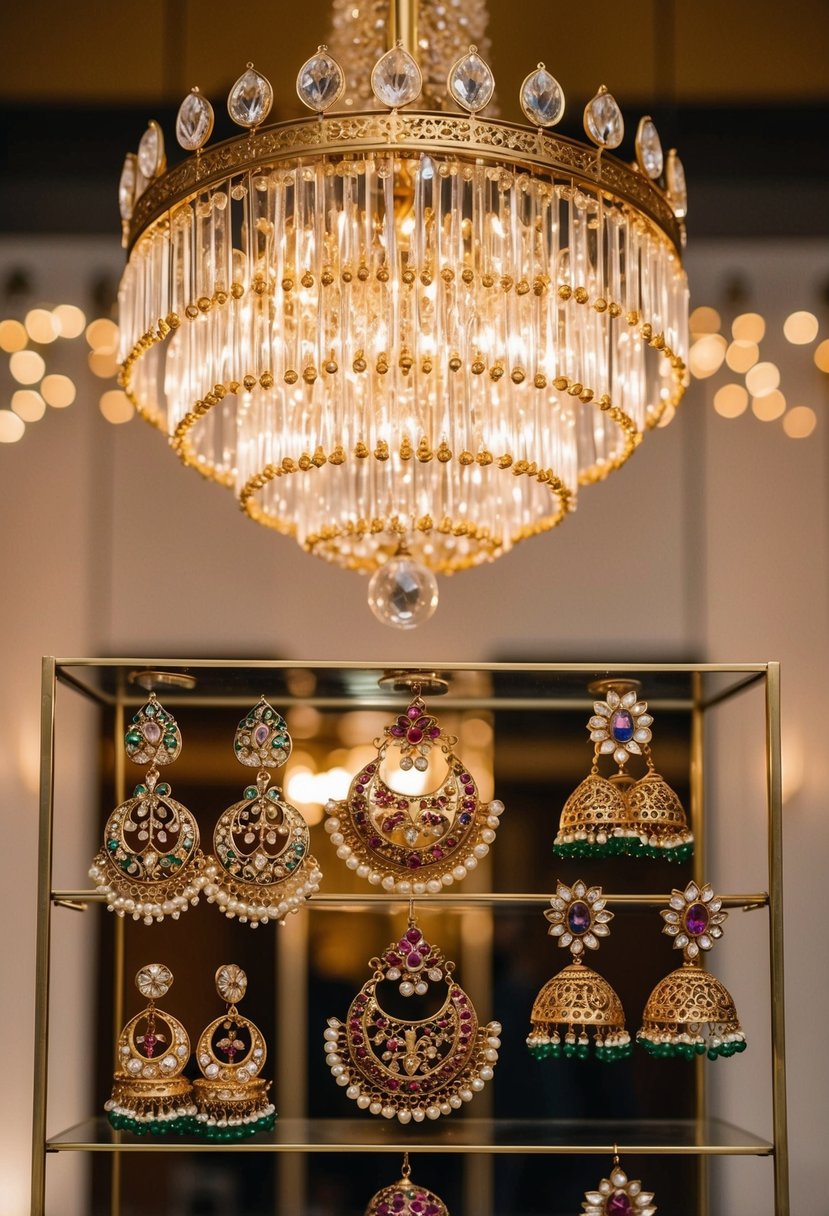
[1,236,826,1214]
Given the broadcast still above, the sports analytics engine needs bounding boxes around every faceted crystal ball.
[368,557,439,629]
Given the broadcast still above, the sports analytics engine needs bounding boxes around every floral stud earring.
[554,680,693,862]
[105,963,195,1135]
[580,1155,657,1215]
[637,880,746,1060]
[527,879,631,1061]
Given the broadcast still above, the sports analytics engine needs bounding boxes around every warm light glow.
[745,361,780,398]
[52,304,87,339]
[88,348,119,378]
[24,308,59,344]
[0,411,26,443]
[782,406,817,439]
[752,389,786,421]
[725,340,758,374]
[713,384,748,419]
[783,310,819,345]
[731,312,765,343]
[9,349,45,385]
[99,390,135,424]
[11,390,46,422]
[815,339,829,373]
[286,764,352,809]
[86,317,119,352]
[688,333,727,378]
[460,717,494,748]
[287,705,322,739]
[41,374,76,409]
[0,319,28,353]
[689,305,721,336]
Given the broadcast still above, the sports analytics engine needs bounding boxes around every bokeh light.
[745,361,780,398]
[9,349,45,385]
[41,374,76,408]
[752,390,786,421]
[783,311,819,345]
[11,390,46,422]
[731,313,766,343]
[99,390,135,424]
[782,406,817,438]
[713,384,749,418]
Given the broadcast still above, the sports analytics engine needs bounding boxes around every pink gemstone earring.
[364,1154,449,1216]
[324,910,501,1122]
[324,688,503,893]
[637,880,746,1060]
[90,693,204,922]
[580,1155,657,1215]
[200,698,322,925]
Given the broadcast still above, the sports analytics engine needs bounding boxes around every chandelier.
[117,0,689,627]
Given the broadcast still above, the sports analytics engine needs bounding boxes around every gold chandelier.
[117,0,689,627]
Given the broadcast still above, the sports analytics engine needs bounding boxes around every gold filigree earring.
[364,1154,449,1216]
[554,680,693,863]
[324,689,503,893]
[200,697,322,925]
[580,1155,657,1215]
[105,963,195,1135]
[90,693,204,922]
[193,964,275,1139]
[527,879,631,1061]
[324,911,501,1122]
[637,880,746,1060]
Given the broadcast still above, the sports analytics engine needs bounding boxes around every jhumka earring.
[580,1155,657,1216]
[527,879,631,1061]
[193,964,275,1139]
[324,911,501,1122]
[364,1155,449,1216]
[105,963,195,1135]
[90,693,204,922]
[200,697,322,925]
[637,880,747,1060]
[554,680,693,863]
[324,687,503,893]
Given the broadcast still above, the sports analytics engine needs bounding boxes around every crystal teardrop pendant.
[296,46,345,113]
[666,148,688,217]
[370,44,422,108]
[636,115,663,179]
[447,46,495,113]
[118,153,137,222]
[368,555,438,629]
[176,87,215,152]
[137,120,166,179]
[519,64,565,128]
[584,85,624,149]
[228,63,273,129]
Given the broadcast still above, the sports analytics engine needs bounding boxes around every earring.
[527,879,631,1061]
[554,681,693,862]
[364,1154,449,1216]
[637,880,747,1060]
[200,697,322,926]
[324,910,501,1123]
[105,963,195,1135]
[90,693,204,923]
[193,963,275,1139]
[324,689,503,893]
[580,1155,657,1215]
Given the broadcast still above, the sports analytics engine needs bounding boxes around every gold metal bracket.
[378,669,450,696]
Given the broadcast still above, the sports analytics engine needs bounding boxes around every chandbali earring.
[324,909,501,1123]
[364,1154,449,1216]
[554,680,693,863]
[637,880,747,1060]
[90,693,204,922]
[527,879,631,1061]
[324,686,503,893]
[200,697,322,925]
[580,1154,657,1215]
[105,963,195,1135]
[193,964,275,1139]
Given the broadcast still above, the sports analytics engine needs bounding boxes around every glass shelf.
[48,1116,773,1155]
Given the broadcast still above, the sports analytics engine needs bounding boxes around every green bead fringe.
[553,838,694,864]
[107,1112,196,1137]
[198,1112,276,1141]
[637,1038,747,1060]
[528,1041,632,1062]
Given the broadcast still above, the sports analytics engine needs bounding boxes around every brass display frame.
[30,659,789,1216]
